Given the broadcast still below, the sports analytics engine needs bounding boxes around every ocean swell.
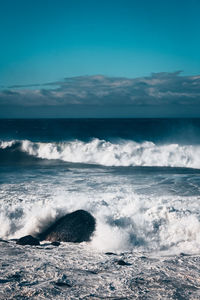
[1,139,200,169]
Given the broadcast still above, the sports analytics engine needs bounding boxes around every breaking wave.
[1,185,200,254]
[1,139,200,169]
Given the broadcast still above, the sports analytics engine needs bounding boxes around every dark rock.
[54,274,72,288]
[7,273,21,282]
[51,241,60,246]
[87,270,99,274]
[132,277,145,284]
[55,281,72,288]
[0,279,10,284]
[180,252,190,257]
[16,235,40,246]
[105,252,117,256]
[0,239,9,243]
[38,209,96,243]
[117,259,131,266]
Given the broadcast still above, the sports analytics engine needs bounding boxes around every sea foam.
[1,180,200,255]
[1,138,200,169]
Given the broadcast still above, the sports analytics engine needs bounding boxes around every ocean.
[0,118,200,299]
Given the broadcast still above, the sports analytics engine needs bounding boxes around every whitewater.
[1,138,200,168]
[0,118,200,299]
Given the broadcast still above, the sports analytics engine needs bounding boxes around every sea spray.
[1,182,200,254]
[1,138,200,169]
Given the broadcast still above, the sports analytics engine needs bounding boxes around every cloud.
[1,72,200,117]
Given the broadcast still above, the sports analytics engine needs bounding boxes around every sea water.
[0,118,200,299]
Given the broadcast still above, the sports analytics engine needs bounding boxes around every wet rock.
[55,281,72,288]
[140,256,147,259]
[16,235,40,246]
[51,241,60,246]
[38,210,96,243]
[54,274,72,288]
[7,273,21,282]
[87,269,99,274]
[132,276,145,284]
[105,252,117,256]
[0,239,9,243]
[117,259,131,266]
[180,252,190,257]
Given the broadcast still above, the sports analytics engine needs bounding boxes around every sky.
[0,0,200,117]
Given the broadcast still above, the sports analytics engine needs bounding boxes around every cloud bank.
[1,72,200,117]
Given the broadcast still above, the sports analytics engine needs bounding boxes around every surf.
[1,138,200,169]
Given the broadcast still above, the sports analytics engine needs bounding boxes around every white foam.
[1,142,200,254]
[2,138,200,169]
[1,180,200,255]
[0,140,16,149]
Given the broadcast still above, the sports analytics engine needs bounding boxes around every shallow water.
[0,240,200,299]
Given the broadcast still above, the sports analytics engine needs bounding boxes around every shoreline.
[1,240,200,299]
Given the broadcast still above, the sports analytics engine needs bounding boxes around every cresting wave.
[1,139,200,169]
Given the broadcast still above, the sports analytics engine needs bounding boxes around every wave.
[1,139,200,169]
[1,186,200,254]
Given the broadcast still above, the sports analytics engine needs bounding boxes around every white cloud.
[0,72,200,116]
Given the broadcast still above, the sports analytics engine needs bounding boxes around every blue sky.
[0,0,200,117]
[1,0,200,85]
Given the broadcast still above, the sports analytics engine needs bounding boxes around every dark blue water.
[1,118,200,169]
[0,118,200,144]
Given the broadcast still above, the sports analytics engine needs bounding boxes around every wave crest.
[1,139,200,168]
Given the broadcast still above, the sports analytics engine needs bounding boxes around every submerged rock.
[51,241,60,247]
[117,259,131,266]
[16,235,40,246]
[38,209,96,243]
[54,274,73,288]
[105,252,117,256]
